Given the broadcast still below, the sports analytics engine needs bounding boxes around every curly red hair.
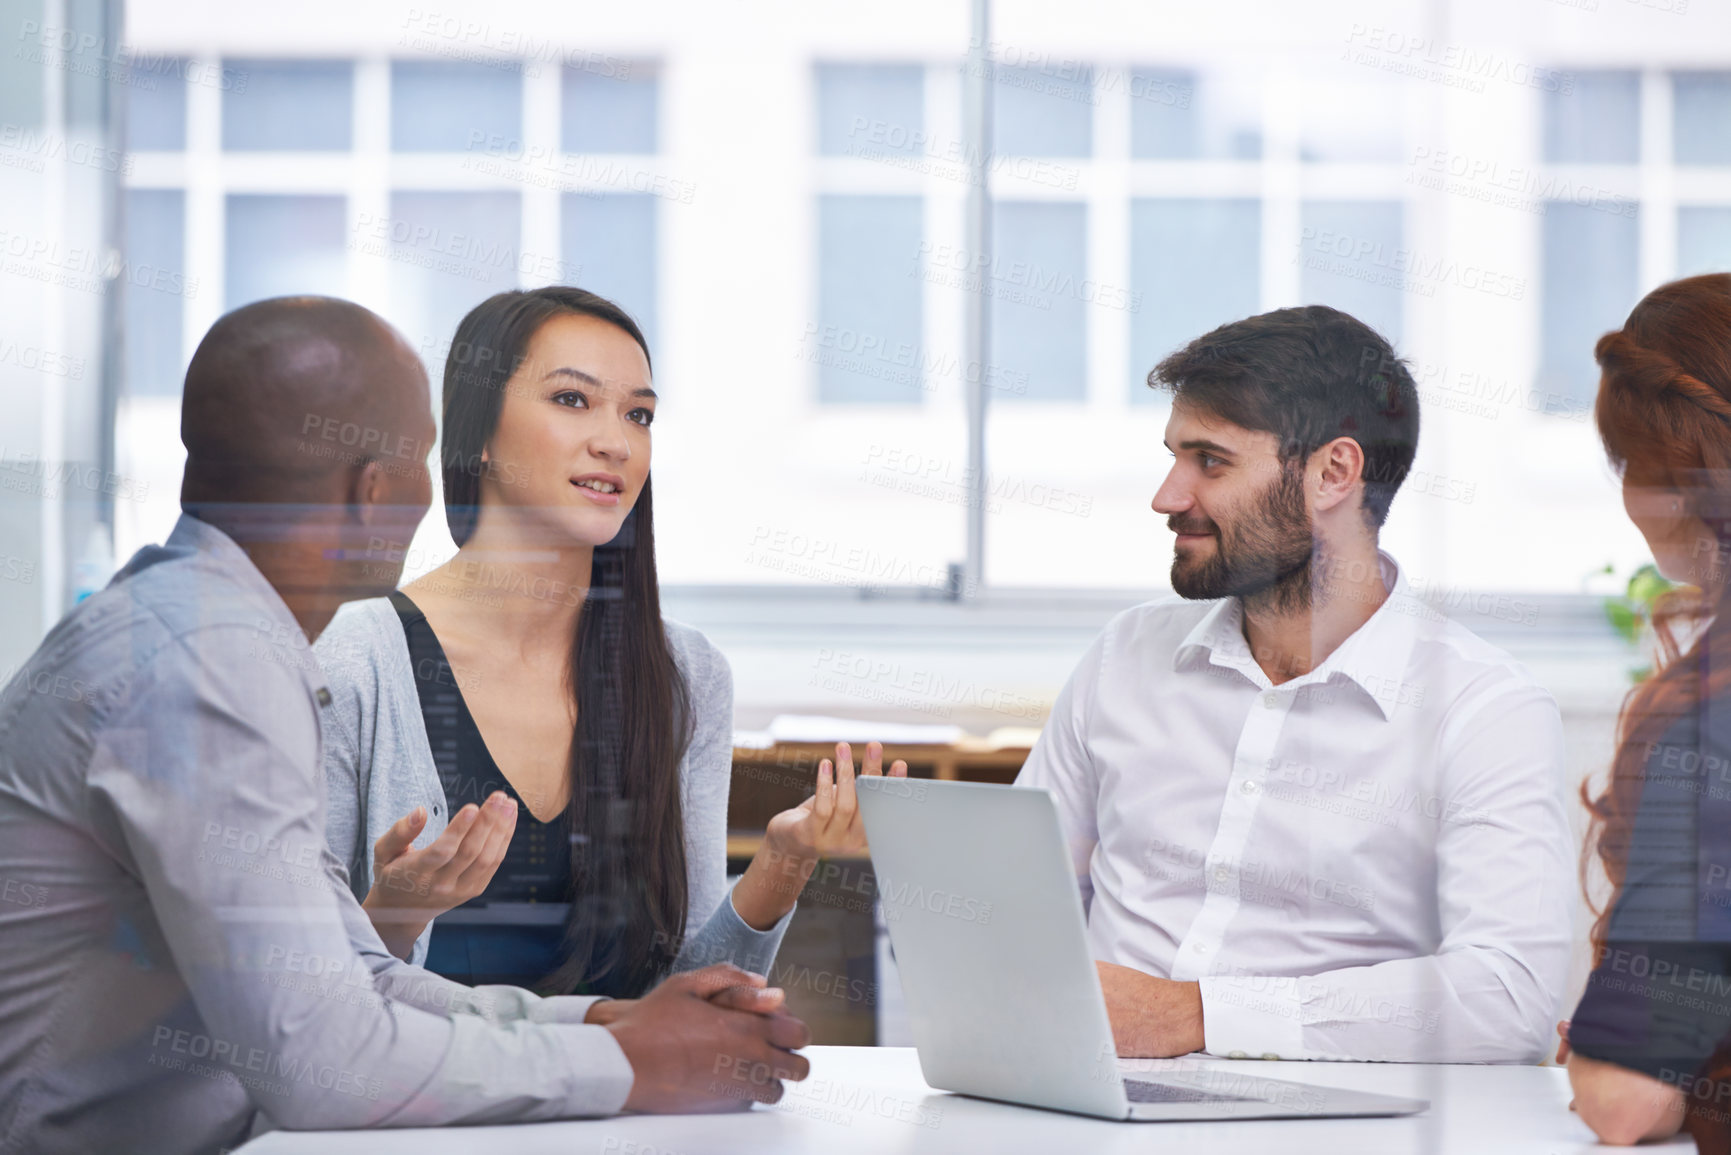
[1584,274,1731,1148]
[1586,274,1731,943]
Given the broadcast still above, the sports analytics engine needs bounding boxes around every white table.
[238,1046,1692,1153]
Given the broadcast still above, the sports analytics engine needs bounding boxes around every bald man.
[0,298,808,1155]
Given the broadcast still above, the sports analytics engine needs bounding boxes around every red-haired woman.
[1565,273,1731,1149]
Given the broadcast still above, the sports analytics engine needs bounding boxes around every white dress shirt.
[1016,552,1571,1064]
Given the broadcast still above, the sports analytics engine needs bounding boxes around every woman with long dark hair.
[1563,273,1731,1148]
[315,286,903,1001]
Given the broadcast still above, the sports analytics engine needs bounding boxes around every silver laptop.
[856,775,1429,1122]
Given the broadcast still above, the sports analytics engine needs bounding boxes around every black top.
[391,591,575,989]
[1569,673,1731,1085]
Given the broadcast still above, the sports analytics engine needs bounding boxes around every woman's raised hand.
[730,741,909,932]
[361,791,518,959]
[765,740,909,860]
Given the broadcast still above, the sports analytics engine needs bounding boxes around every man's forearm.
[1096,962,1204,1057]
[341,885,613,1027]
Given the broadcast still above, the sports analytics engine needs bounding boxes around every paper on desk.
[983,726,1042,749]
[763,714,966,745]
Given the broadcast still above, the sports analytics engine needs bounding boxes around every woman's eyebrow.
[542,366,603,387]
[542,366,657,399]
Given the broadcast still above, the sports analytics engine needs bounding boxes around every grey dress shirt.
[0,515,638,1155]
[313,596,791,977]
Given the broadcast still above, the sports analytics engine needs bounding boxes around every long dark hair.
[441,286,691,998]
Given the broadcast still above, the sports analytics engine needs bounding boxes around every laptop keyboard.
[1123,1078,1259,1104]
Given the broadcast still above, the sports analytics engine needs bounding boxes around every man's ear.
[349,459,387,526]
[1312,436,1365,516]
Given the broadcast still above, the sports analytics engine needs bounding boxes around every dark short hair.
[1149,305,1420,528]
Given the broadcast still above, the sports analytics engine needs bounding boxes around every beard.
[1168,465,1315,613]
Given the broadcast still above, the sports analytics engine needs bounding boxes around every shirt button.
[432,804,442,815]
[1193,942,1209,955]
[1213,867,1230,882]
[1240,779,1258,795]
[1261,1053,1282,1061]
[1228,1050,1249,1060]
[1262,692,1279,708]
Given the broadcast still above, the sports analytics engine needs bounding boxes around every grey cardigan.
[312,596,790,977]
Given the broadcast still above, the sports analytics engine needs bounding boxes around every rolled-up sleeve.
[87,627,635,1130]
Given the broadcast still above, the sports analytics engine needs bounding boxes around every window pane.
[816,63,923,157]
[1539,200,1639,408]
[1298,201,1405,344]
[123,189,185,397]
[391,61,522,152]
[1679,207,1731,277]
[63,0,109,130]
[1129,69,1197,158]
[562,193,657,348]
[1299,73,1404,163]
[1544,70,1639,164]
[1130,199,1260,401]
[1129,68,1260,161]
[990,201,1087,401]
[561,63,657,153]
[815,195,924,403]
[384,191,522,356]
[223,60,352,151]
[1674,72,1731,166]
[0,0,43,128]
[225,195,348,309]
[125,55,186,150]
[992,64,1092,158]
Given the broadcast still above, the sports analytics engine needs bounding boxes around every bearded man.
[1016,305,1571,1065]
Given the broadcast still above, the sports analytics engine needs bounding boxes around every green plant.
[1603,563,1679,682]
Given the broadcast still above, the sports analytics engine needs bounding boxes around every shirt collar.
[166,512,311,649]
[1173,551,1423,722]
[1175,595,1249,674]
